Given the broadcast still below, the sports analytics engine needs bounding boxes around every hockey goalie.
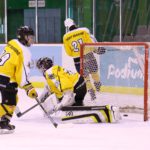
[36,57,121,123]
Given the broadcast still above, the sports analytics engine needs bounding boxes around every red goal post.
[80,42,149,121]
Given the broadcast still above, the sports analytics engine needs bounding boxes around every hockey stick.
[35,97,58,128]
[15,103,39,117]
[15,92,51,117]
[15,95,49,117]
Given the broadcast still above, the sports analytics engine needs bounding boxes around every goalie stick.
[15,91,52,117]
[35,97,58,128]
[15,98,58,128]
[15,93,50,117]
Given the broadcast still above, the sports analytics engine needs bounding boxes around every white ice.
[0,89,150,150]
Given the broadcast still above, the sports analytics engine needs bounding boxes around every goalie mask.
[36,57,53,73]
[17,26,34,46]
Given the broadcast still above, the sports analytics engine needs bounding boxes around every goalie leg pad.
[55,105,121,123]
[62,113,102,123]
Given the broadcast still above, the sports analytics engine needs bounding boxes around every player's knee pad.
[0,104,6,117]
[1,83,18,106]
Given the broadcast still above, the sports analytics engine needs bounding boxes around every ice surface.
[0,89,150,150]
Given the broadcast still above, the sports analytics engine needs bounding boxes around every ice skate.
[0,116,15,134]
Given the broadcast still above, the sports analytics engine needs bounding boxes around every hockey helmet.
[36,57,53,72]
[64,18,75,28]
[17,26,34,45]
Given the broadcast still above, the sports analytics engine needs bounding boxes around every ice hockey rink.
[0,89,150,150]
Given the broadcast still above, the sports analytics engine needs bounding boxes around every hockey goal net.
[80,42,149,121]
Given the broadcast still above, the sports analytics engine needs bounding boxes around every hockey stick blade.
[15,106,23,117]
[15,103,39,118]
[15,96,50,118]
[16,112,22,117]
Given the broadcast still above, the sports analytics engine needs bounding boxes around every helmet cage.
[36,57,53,73]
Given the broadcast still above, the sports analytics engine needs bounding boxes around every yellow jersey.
[45,65,79,99]
[0,39,32,87]
[63,27,94,58]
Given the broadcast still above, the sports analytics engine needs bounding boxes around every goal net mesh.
[80,42,149,121]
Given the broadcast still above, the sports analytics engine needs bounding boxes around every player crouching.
[36,57,121,124]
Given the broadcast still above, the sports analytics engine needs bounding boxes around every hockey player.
[63,18,105,103]
[36,57,87,111]
[36,57,121,123]
[0,26,38,134]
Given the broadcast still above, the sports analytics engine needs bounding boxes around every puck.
[123,114,128,117]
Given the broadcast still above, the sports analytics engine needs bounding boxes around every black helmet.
[17,26,34,45]
[36,57,53,72]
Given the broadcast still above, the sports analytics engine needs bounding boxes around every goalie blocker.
[56,105,121,123]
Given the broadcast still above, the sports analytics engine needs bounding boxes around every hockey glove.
[23,83,38,98]
[94,47,106,55]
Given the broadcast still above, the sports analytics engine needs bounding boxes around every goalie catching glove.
[93,47,106,55]
[23,83,38,98]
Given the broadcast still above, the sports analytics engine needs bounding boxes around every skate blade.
[0,129,15,134]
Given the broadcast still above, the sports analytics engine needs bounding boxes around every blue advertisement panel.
[29,44,62,76]
[100,47,145,88]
